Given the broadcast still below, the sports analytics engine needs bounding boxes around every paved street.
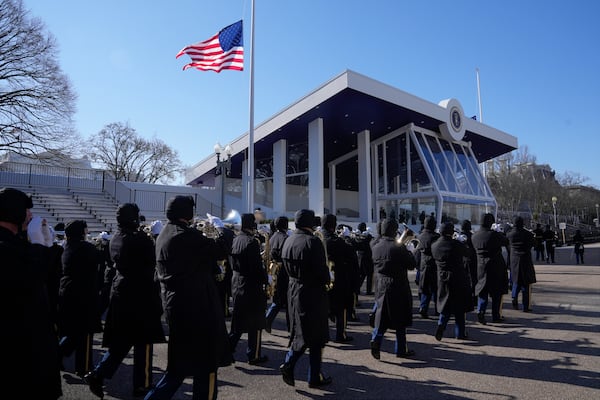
[58,248,600,400]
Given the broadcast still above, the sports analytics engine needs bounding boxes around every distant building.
[0,151,93,169]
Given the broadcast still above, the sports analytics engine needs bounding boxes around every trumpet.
[397,224,416,245]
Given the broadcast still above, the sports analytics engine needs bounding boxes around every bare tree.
[88,122,183,184]
[556,170,589,187]
[0,0,80,162]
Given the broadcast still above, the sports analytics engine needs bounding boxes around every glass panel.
[256,156,272,179]
[441,196,496,228]
[437,138,461,193]
[378,197,438,228]
[287,142,308,174]
[424,135,455,192]
[255,178,273,208]
[286,174,308,211]
[458,143,492,197]
[409,136,432,192]
[451,143,475,195]
[385,134,408,195]
[336,156,358,192]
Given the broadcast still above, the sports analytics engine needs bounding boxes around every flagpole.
[476,67,487,180]
[246,0,255,214]
[476,67,483,123]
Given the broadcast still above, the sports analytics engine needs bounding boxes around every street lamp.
[595,203,599,227]
[551,196,557,231]
[214,142,232,218]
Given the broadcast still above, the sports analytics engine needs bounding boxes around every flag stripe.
[176,20,244,73]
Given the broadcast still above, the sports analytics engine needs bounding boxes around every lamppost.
[214,142,232,218]
[596,203,599,227]
[550,196,558,243]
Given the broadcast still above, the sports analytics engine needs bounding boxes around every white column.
[308,118,324,216]
[357,129,372,223]
[272,139,287,216]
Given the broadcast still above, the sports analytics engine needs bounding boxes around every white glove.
[341,226,351,237]
[406,242,416,253]
[258,225,270,235]
[206,213,224,228]
[28,216,52,247]
[329,270,335,282]
[268,275,274,285]
[150,220,163,236]
[45,225,55,247]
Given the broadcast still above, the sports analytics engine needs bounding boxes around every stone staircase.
[27,186,118,234]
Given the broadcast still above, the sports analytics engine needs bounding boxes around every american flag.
[176,20,244,73]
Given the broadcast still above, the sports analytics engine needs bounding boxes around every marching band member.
[279,209,332,389]
[431,222,472,341]
[369,218,417,360]
[58,219,103,378]
[145,195,232,400]
[506,216,536,312]
[355,222,375,295]
[472,213,510,324]
[2,188,63,399]
[265,216,290,334]
[228,213,269,365]
[84,203,165,398]
[322,215,360,343]
[416,216,440,318]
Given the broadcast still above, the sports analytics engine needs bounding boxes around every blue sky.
[24,0,600,189]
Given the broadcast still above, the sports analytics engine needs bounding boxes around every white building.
[185,70,517,229]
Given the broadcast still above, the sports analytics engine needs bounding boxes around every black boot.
[512,298,519,310]
[435,325,444,341]
[279,363,295,386]
[84,371,104,399]
[477,311,486,325]
[370,340,380,360]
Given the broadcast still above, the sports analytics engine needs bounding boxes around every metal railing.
[0,161,220,216]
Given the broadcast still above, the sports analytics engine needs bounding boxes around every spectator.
[573,230,585,265]
[543,225,557,263]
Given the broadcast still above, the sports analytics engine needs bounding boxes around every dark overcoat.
[506,227,537,286]
[471,227,509,296]
[416,228,440,295]
[371,225,416,331]
[324,230,360,314]
[230,230,268,333]
[354,232,374,281]
[281,228,331,351]
[269,230,289,306]
[102,227,165,347]
[431,236,472,314]
[58,239,102,337]
[2,227,63,399]
[155,221,232,375]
